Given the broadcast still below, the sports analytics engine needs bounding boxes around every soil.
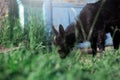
[79,46,114,54]
[0,45,113,54]
[0,45,19,53]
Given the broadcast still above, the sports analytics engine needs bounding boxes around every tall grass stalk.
[0,17,23,46]
[28,16,45,51]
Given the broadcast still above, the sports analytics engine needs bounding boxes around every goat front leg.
[91,37,97,57]
[113,30,120,49]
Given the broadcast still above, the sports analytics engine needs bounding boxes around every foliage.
[0,17,23,47]
[0,46,120,80]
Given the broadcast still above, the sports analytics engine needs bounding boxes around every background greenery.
[0,16,120,80]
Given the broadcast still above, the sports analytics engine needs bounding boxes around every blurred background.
[0,0,112,48]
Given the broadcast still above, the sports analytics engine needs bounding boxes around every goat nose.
[58,49,63,54]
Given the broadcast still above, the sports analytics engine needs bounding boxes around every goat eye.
[55,38,60,43]
[56,37,62,42]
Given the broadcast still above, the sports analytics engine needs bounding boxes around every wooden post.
[9,0,19,18]
[8,0,19,40]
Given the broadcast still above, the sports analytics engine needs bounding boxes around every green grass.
[0,46,120,80]
[0,17,120,80]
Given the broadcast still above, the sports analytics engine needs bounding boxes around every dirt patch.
[79,46,114,54]
[0,45,19,53]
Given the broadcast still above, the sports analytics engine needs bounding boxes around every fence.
[43,1,85,32]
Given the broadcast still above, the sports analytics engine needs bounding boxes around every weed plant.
[0,46,120,80]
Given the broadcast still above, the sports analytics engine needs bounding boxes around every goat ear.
[52,25,58,35]
[59,24,65,38]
